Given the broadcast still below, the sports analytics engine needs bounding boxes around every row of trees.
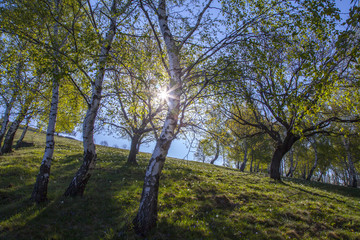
[1,0,359,236]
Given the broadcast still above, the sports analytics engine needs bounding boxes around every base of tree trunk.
[31,175,49,203]
[64,151,95,197]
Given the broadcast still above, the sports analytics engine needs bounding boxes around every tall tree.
[64,0,133,196]
[31,0,64,203]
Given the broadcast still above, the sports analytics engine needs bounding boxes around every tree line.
[0,0,359,236]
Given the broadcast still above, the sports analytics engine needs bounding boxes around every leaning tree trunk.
[15,114,32,149]
[133,0,182,235]
[209,141,220,164]
[1,100,31,154]
[127,133,140,165]
[270,133,298,180]
[64,0,118,197]
[306,139,318,181]
[240,140,248,172]
[31,78,59,203]
[0,92,17,148]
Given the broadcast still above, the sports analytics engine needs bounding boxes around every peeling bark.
[64,0,118,197]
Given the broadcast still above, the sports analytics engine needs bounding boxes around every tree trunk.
[0,92,17,148]
[1,101,31,154]
[306,139,318,181]
[343,138,357,188]
[209,141,220,164]
[127,133,140,165]
[64,0,118,197]
[15,114,32,149]
[240,140,248,172]
[286,149,294,177]
[269,133,298,180]
[249,149,253,173]
[317,171,323,182]
[133,0,182,235]
[31,79,59,203]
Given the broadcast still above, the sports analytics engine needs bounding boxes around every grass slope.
[1,130,360,240]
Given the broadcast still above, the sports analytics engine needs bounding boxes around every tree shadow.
[283,177,360,199]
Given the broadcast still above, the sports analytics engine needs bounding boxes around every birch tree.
[132,0,309,233]
[31,0,64,203]
[64,0,133,196]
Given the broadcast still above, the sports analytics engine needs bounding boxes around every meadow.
[1,129,360,239]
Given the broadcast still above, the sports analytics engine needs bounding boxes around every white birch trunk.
[64,0,118,197]
[31,0,62,203]
[133,0,182,235]
[31,79,59,202]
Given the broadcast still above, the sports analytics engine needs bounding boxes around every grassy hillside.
[1,129,360,240]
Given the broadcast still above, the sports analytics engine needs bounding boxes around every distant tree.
[100,140,108,147]
[98,32,166,165]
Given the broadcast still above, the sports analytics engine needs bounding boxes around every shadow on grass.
[0,152,148,240]
[284,177,360,199]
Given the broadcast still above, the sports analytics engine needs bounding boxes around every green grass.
[1,129,360,240]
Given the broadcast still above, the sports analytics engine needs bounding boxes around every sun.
[159,89,168,100]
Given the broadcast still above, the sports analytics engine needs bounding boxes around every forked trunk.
[1,103,30,154]
[270,134,298,180]
[270,147,286,180]
[64,0,118,197]
[127,134,140,165]
[31,79,59,203]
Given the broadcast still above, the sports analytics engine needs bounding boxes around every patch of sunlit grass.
[1,129,360,239]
